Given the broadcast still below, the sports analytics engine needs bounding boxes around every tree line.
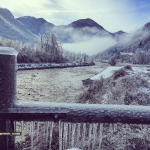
[0,31,92,64]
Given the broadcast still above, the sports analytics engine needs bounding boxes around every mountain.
[94,23,150,60]
[65,18,112,38]
[53,18,117,43]
[17,16,54,35]
[0,8,39,43]
[113,30,127,41]
[113,30,127,36]
[143,22,150,31]
[0,8,127,44]
[17,17,113,43]
[67,18,105,30]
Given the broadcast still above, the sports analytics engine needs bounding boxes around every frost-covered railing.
[3,101,150,124]
[1,47,150,150]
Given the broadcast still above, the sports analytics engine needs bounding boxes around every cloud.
[0,0,54,19]
[52,0,150,32]
[0,0,150,33]
[119,28,150,46]
[63,36,117,56]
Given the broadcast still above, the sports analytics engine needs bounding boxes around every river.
[17,62,108,103]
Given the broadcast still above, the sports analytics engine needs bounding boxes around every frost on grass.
[84,66,150,105]
[78,66,150,150]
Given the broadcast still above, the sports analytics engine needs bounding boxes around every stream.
[17,62,108,103]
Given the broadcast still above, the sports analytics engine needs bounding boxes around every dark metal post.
[0,47,18,150]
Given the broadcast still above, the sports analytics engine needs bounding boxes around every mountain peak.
[143,22,150,30]
[114,30,126,34]
[68,18,105,30]
[0,7,14,20]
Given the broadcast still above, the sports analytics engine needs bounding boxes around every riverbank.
[17,62,95,70]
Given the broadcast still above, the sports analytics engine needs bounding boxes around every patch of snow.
[141,87,150,94]
[0,47,18,55]
[120,52,133,56]
[90,66,122,80]
[132,67,150,73]
[66,148,81,150]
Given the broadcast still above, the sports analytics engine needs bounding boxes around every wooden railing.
[0,47,150,150]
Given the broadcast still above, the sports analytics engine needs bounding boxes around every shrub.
[78,69,150,150]
[112,68,126,80]
[124,65,132,70]
[79,77,104,104]
[109,57,116,66]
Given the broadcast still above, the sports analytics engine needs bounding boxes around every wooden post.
[0,47,18,150]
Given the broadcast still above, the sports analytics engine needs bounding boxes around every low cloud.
[63,36,117,56]
[119,28,150,46]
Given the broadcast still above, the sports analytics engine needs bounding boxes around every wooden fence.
[0,47,150,150]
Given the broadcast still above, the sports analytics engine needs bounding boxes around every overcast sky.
[1,0,150,33]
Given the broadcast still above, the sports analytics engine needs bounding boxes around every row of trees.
[133,51,150,64]
[0,31,92,64]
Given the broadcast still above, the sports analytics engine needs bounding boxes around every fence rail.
[0,103,150,124]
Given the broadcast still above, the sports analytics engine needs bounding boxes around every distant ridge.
[17,16,54,35]
[17,16,126,43]
[0,7,131,44]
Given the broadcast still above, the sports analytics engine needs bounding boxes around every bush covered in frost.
[124,65,132,70]
[78,68,150,150]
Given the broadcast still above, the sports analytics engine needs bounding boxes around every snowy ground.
[90,66,122,80]
[90,65,150,81]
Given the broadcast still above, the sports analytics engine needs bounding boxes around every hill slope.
[17,17,125,43]
[94,24,150,59]
[17,16,54,35]
[0,8,39,43]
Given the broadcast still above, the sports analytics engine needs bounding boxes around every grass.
[112,68,126,80]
